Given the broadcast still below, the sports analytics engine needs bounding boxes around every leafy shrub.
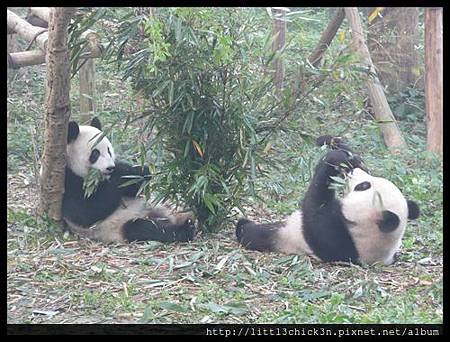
[93,7,369,233]
[111,8,289,232]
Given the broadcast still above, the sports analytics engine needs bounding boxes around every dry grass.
[7,172,442,324]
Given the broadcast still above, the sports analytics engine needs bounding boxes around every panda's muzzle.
[104,165,115,175]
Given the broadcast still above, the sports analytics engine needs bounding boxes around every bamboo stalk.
[272,8,287,90]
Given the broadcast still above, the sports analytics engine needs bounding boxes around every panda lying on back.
[63,117,195,244]
[236,136,420,265]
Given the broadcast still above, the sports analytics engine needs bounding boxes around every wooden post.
[78,30,101,123]
[79,58,96,123]
[344,7,406,153]
[308,8,345,67]
[425,8,443,154]
[272,7,287,90]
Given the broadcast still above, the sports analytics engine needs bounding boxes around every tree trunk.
[344,7,406,153]
[396,8,420,88]
[425,8,443,154]
[272,8,287,90]
[367,7,421,92]
[39,7,76,222]
[308,8,345,67]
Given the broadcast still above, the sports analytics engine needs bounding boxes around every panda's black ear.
[378,210,400,232]
[407,200,420,220]
[90,117,102,130]
[67,121,80,143]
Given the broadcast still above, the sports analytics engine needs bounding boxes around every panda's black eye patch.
[354,181,371,191]
[89,149,100,163]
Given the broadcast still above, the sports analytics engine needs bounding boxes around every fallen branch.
[7,9,48,52]
[7,50,45,69]
[30,7,50,23]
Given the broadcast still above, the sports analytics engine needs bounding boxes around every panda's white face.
[342,168,409,225]
[67,125,116,178]
[340,168,409,264]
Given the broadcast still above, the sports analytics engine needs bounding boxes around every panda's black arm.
[301,155,339,213]
[113,161,151,197]
[302,150,361,213]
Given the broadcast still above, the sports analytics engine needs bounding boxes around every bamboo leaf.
[368,7,384,24]
[192,140,204,158]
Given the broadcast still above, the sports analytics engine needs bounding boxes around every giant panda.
[62,117,196,244]
[236,136,420,265]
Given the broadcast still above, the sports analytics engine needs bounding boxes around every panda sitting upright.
[62,117,195,244]
[236,136,420,265]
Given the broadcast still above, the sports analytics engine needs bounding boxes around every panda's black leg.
[235,218,282,252]
[123,218,196,243]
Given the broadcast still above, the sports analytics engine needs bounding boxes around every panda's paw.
[324,150,351,167]
[182,218,196,241]
[392,251,401,264]
[316,135,343,148]
[348,154,365,171]
[174,211,195,225]
[324,150,364,174]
